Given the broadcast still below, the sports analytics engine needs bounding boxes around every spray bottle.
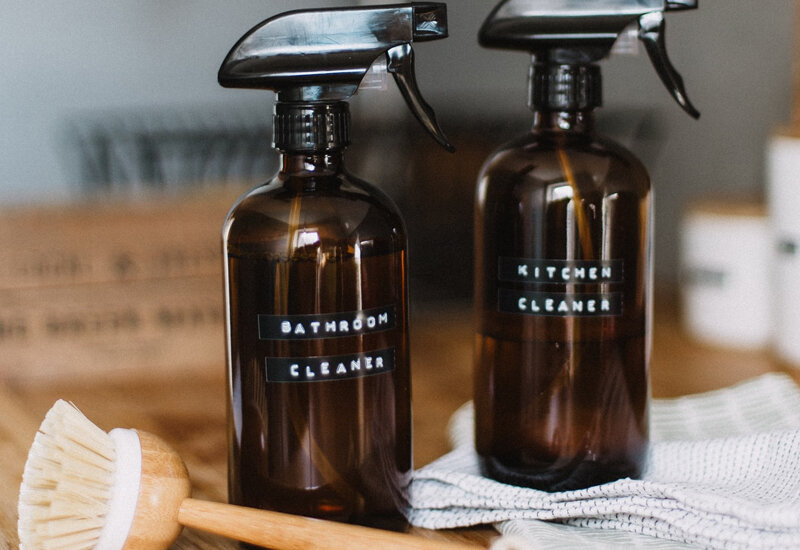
[219,3,452,528]
[473,0,699,491]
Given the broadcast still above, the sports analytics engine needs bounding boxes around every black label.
[265,348,395,383]
[498,258,623,284]
[258,306,395,340]
[499,289,623,317]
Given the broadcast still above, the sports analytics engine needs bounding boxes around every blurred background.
[0,0,797,384]
[1,1,795,285]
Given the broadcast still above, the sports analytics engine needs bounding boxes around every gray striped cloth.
[407,374,800,549]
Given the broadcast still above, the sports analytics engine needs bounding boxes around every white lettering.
[602,266,613,279]
[280,352,392,381]
[561,267,571,281]
[517,264,528,277]
[574,267,585,279]
[271,309,394,339]
[589,267,598,280]
[547,266,557,278]
[507,293,617,316]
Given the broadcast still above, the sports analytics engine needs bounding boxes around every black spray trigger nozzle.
[478,0,700,119]
[638,11,700,119]
[386,44,455,153]
[218,3,453,152]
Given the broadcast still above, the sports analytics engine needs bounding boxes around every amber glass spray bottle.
[474,0,700,491]
[218,3,453,529]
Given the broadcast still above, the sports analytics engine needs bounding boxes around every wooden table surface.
[1,295,797,548]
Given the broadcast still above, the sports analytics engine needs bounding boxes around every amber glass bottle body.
[474,109,651,491]
[223,151,411,529]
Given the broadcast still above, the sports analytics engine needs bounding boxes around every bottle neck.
[274,102,349,186]
[528,61,601,132]
[280,150,345,177]
[532,110,596,134]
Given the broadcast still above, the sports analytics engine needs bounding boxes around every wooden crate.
[0,188,246,388]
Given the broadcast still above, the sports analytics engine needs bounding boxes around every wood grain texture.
[123,431,192,550]
[178,499,482,550]
[0,188,243,391]
[0,385,39,549]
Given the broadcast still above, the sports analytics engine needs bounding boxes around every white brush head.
[17,400,141,550]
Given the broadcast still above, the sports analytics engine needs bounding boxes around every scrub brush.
[17,400,483,550]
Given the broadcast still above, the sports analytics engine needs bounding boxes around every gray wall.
[0,1,795,284]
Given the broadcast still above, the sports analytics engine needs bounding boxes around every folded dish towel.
[407,373,800,550]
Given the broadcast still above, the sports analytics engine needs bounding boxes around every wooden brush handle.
[177,498,484,550]
[131,431,479,549]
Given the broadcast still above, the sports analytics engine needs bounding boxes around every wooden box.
[0,188,245,388]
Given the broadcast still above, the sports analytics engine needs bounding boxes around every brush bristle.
[18,400,116,550]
